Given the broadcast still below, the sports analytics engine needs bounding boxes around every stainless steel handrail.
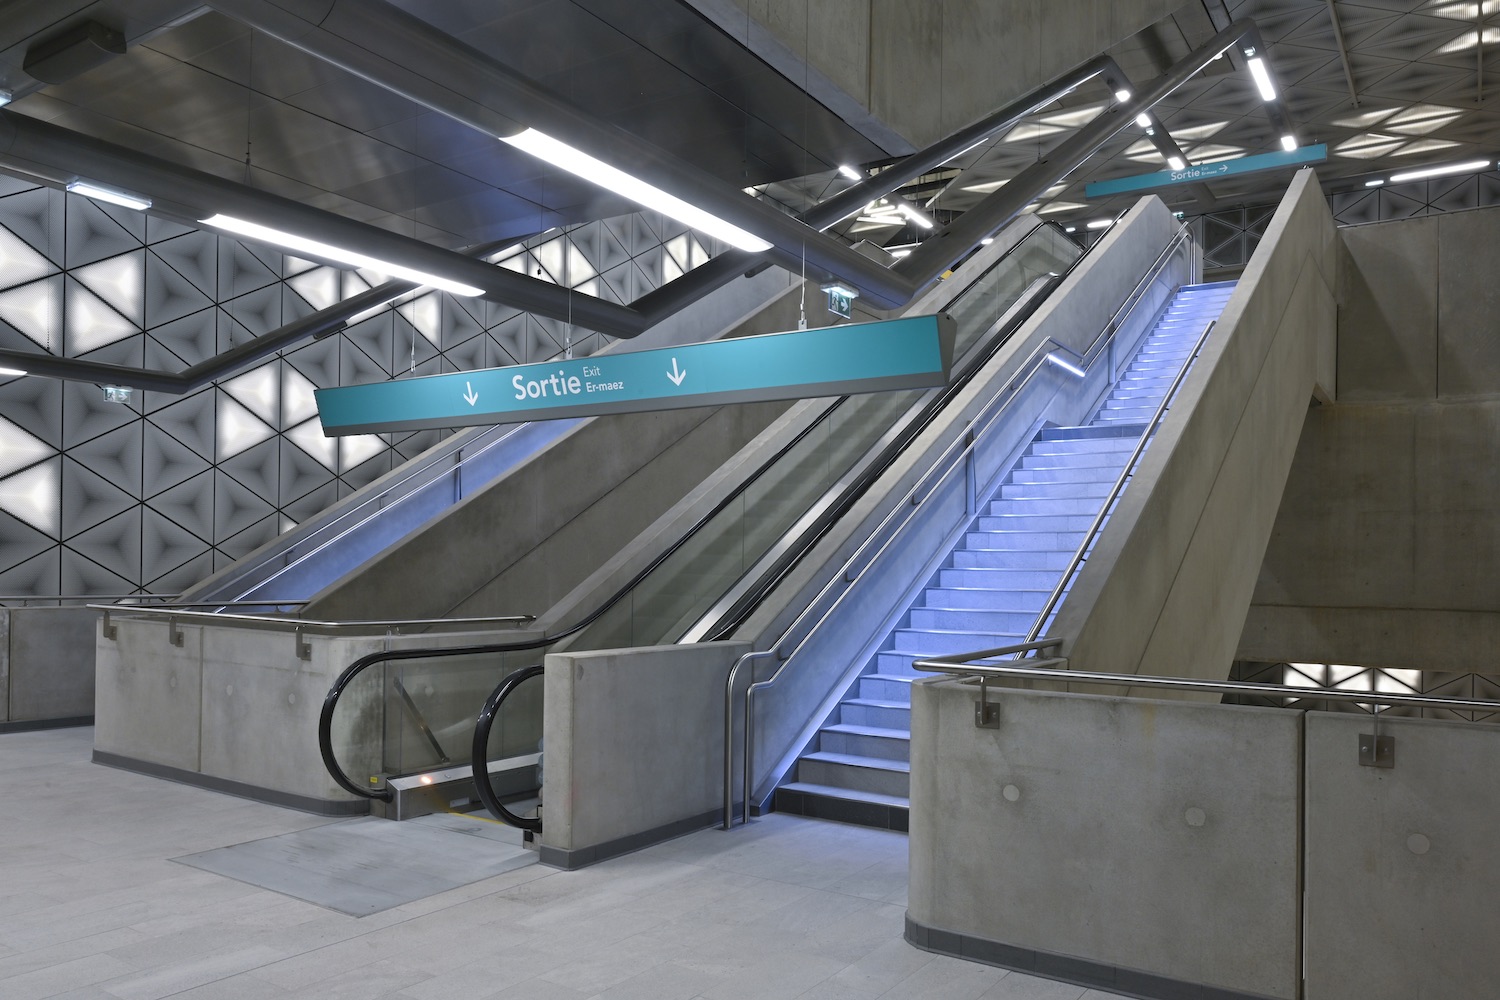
[1021,316,1218,646]
[93,604,535,659]
[720,228,1197,827]
[0,593,180,605]
[912,656,1500,716]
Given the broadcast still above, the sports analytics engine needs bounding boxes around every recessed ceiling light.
[1114,88,1132,103]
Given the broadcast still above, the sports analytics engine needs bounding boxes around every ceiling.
[0,0,887,249]
[1,0,1496,273]
[767,0,1500,246]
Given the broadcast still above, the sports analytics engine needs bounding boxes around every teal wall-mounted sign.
[315,313,955,436]
[1085,144,1328,199]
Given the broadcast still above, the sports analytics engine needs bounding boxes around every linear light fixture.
[1086,218,1113,230]
[1046,352,1086,378]
[896,203,934,229]
[1114,88,1132,103]
[1167,156,1186,171]
[838,164,863,181]
[501,128,774,252]
[1387,159,1492,184]
[1246,57,1277,101]
[67,180,151,211]
[1365,179,1385,187]
[199,214,485,297]
[1280,134,1298,152]
[0,366,26,377]
[1135,113,1152,128]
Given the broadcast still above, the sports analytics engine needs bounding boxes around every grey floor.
[0,728,1131,1000]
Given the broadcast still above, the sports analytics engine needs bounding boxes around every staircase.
[773,281,1236,830]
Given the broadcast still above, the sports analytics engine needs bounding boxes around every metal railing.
[720,223,1199,827]
[1021,316,1219,645]
[913,652,1500,718]
[92,605,534,660]
[0,593,181,606]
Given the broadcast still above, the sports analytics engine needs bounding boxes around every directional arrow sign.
[1084,144,1327,199]
[315,313,955,435]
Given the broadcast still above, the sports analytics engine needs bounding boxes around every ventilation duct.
[23,20,126,84]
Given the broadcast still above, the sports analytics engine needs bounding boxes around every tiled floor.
[0,727,1131,1000]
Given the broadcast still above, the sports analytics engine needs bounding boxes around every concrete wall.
[687,0,1183,149]
[1056,168,1337,687]
[1304,713,1500,1000]
[93,615,545,812]
[539,641,749,868]
[0,606,99,726]
[908,680,1303,999]
[1241,205,1500,671]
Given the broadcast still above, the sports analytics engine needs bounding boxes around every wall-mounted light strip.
[1046,352,1086,378]
[500,128,773,252]
[1387,159,1492,184]
[67,180,151,211]
[198,215,485,297]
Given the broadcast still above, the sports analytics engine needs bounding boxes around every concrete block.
[542,641,749,859]
[1337,217,1437,401]
[1437,208,1500,397]
[909,681,1302,999]
[94,618,203,772]
[8,606,100,721]
[1305,713,1500,1000]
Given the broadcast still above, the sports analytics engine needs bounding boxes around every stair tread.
[824,722,911,740]
[802,750,911,773]
[779,781,910,808]
[843,696,916,710]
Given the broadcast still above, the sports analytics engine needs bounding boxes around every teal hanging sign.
[1085,144,1327,199]
[315,313,956,435]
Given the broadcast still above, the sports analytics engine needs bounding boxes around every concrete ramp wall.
[1052,168,1337,685]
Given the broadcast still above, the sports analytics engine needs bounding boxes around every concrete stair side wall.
[1052,168,1338,687]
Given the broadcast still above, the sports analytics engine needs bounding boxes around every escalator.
[316,216,1091,824]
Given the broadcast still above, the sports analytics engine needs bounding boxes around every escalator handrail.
[318,220,1067,801]
[470,664,545,831]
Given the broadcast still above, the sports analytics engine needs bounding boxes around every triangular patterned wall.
[0,173,722,596]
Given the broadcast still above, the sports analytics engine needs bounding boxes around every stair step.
[1009,466,1125,485]
[910,606,1039,631]
[891,628,1023,655]
[859,673,916,700]
[820,723,911,761]
[923,583,1054,606]
[839,698,914,729]
[990,495,1111,516]
[998,480,1112,500]
[952,548,1074,570]
[963,530,1086,552]
[798,751,910,798]
[975,512,1100,532]
[774,782,909,831]
[1035,424,1146,442]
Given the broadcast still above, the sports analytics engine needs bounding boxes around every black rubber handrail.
[470,664,545,831]
[317,221,1069,802]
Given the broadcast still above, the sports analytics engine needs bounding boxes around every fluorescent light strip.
[1387,159,1492,183]
[897,203,934,229]
[1167,156,1186,171]
[1114,88,1132,103]
[1280,134,1297,152]
[1135,113,1152,128]
[1046,352,1086,378]
[1247,57,1276,101]
[0,366,26,377]
[1086,218,1113,230]
[838,164,863,181]
[502,128,773,252]
[67,180,151,211]
[1365,179,1385,187]
[199,215,485,297]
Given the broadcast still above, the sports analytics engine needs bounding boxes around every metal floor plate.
[172,812,536,916]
